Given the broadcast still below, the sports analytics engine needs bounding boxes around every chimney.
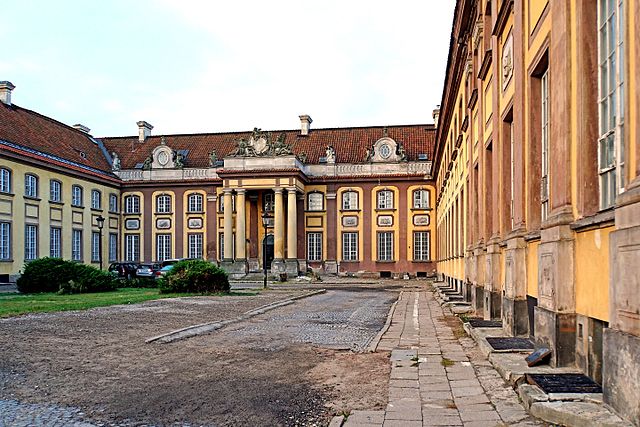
[299,114,312,136]
[137,121,153,142]
[432,107,440,128]
[0,81,16,106]
[73,124,91,134]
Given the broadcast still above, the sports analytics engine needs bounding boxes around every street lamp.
[96,215,105,270]
[261,211,271,289]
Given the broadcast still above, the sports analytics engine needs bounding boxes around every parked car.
[155,264,175,279]
[160,258,199,267]
[108,262,139,279]
[136,263,160,278]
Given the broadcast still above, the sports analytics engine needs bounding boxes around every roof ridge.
[6,102,97,141]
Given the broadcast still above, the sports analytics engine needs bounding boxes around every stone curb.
[365,292,402,353]
[145,289,327,344]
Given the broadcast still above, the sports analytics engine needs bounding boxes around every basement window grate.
[526,373,603,394]
[486,337,534,351]
[467,318,502,328]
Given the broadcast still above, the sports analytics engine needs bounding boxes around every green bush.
[17,258,117,294]
[119,277,158,288]
[159,260,229,294]
[17,257,68,293]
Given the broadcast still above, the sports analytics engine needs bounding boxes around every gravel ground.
[0,285,399,426]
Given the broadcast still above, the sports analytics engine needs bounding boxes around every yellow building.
[434,0,639,423]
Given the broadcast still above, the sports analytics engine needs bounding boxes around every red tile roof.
[100,125,436,170]
[0,102,114,173]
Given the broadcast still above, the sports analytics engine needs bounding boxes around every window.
[25,174,38,198]
[125,234,140,262]
[91,190,101,210]
[219,193,235,213]
[413,189,430,209]
[307,192,324,211]
[541,69,550,221]
[71,185,83,207]
[50,227,61,258]
[156,194,172,213]
[307,232,322,261]
[72,230,82,261]
[0,222,10,260]
[50,180,62,202]
[91,232,100,262]
[109,194,118,213]
[598,0,625,209]
[263,192,274,212]
[187,193,203,213]
[377,190,394,209]
[218,232,235,260]
[24,225,38,261]
[342,232,358,261]
[413,231,430,261]
[188,233,203,259]
[342,191,358,210]
[377,231,394,261]
[109,233,118,262]
[0,168,11,193]
[156,234,172,261]
[124,195,140,214]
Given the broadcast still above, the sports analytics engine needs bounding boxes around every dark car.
[108,262,139,279]
[136,263,160,278]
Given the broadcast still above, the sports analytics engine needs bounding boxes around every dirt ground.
[0,287,395,426]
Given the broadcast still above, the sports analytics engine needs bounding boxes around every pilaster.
[484,238,502,320]
[503,232,528,336]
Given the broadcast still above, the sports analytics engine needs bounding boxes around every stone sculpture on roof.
[208,150,218,167]
[173,151,185,169]
[111,152,121,171]
[326,145,336,163]
[232,128,293,157]
[142,156,152,170]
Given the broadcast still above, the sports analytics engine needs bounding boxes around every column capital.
[223,188,234,194]
[287,187,297,194]
[235,188,246,195]
[274,187,284,194]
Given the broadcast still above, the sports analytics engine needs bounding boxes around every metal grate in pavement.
[467,318,503,328]
[486,337,534,351]
[527,373,603,394]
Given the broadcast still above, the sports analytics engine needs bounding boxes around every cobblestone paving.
[344,289,542,427]
[0,399,96,427]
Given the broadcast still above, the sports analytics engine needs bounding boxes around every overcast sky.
[2,1,455,137]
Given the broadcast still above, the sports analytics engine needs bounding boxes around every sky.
[2,1,455,137]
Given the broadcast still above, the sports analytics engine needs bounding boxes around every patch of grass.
[459,314,470,323]
[0,288,255,318]
[441,357,455,367]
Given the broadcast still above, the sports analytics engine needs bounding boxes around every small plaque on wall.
[342,216,358,227]
[306,216,323,228]
[413,214,430,226]
[125,218,140,230]
[188,217,203,229]
[156,218,171,229]
[377,215,393,227]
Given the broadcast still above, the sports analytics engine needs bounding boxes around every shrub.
[119,277,157,288]
[159,259,229,294]
[17,258,117,294]
[17,257,70,293]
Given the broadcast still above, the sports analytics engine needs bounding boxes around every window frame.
[72,229,83,261]
[156,194,172,214]
[24,174,38,198]
[263,192,275,212]
[307,192,324,211]
[24,224,38,261]
[307,232,323,261]
[0,221,11,260]
[50,180,62,203]
[540,69,550,221]
[341,191,359,210]
[156,233,172,262]
[376,190,394,210]
[91,231,100,262]
[125,234,140,262]
[413,231,431,261]
[0,168,11,194]
[188,233,204,259]
[109,193,118,213]
[108,233,118,262]
[91,189,102,210]
[377,231,394,261]
[71,185,83,207]
[342,232,358,261]
[412,189,430,209]
[50,226,62,258]
[124,195,140,214]
[187,193,204,213]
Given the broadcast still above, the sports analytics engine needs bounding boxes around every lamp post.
[261,211,271,289]
[96,215,105,270]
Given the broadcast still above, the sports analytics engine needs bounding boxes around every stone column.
[271,188,286,275]
[235,189,246,261]
[285,188,299,276]
[223,189,233,262]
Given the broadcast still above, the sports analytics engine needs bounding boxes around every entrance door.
[263,234,274,270]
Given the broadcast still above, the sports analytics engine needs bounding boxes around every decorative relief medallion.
[156,218,171,229]
[342,216,358,227]
[377,215,393,227]
[502,32,513,90]
[413,214,430,226]
[187,217,203,229]
[125,218,140,230]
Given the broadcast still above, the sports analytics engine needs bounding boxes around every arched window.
[91,189,101,209]
[0,168,11,193]
[307,192,324,211]
[156,194,172,213]
[25,174,38,198]
[341,191,358,210]
[413,189,430,209]
[50,180,62,202]
[109,194,118,212]
[376,190,394,209]
[124,195,140,214]
[263,192,274,212]
[71,185,83,207]
[187,193,203,213]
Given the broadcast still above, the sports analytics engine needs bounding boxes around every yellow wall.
[575,227,612,322]
[337,186,364,262]
[370,185,400,261]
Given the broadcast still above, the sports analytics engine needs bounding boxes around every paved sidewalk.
[340,289,540,427]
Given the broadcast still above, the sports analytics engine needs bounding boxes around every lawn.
[0,288,245,318]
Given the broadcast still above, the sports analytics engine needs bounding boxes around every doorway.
[263,234,274,270]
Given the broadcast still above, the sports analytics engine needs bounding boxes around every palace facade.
[434,0,639,423]
[0,82,437,282]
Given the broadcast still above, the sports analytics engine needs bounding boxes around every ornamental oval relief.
[413,214,430,226]
[377,215,393,227]
[342,216,358,227]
